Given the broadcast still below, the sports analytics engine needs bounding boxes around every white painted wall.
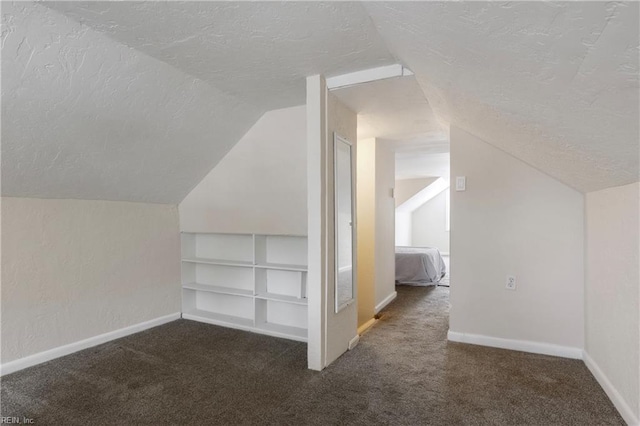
[412,190,450,253]
[395,178,438,207]
[449,126,584,353]
[357,138,397,322]
[179,105,307,235]
[357,138,377,327]
[374,142,396,312]
[395,212,412,246]
[585,182,639,425]
[1,197,181,364]
[395,177,449,249]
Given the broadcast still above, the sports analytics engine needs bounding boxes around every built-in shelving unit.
[181,233,308,342]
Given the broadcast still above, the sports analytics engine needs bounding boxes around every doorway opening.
[331,72,451,335]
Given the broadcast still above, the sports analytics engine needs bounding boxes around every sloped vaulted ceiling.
[1,2,261,203]
[2,2,638,203]
[365,1,639,192]
[1,2,395,203]
[46,1,395,110]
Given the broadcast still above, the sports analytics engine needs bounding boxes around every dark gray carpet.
[1,286,623,425]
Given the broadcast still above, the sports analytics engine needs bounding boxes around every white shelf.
[256,322,307,342]
[255,292,307,305]
[182,257,253,267]
[183,283,253,297]
[182,309,254,329]
[181,232,308,342]
[255,262,308,272]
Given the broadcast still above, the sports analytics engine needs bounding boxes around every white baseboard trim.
[348,334,360,351]
[583,351,639,426]
[375,291,397,314]
[357,318,377,335]
[447,330,583,359]
[0,312,181,376]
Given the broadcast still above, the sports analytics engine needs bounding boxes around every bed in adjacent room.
[395,246,446,285]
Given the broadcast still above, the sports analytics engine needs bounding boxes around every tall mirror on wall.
[334,133,355,313]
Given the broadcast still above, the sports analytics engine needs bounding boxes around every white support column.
[306,75,328,371]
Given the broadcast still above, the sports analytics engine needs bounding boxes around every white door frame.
[306,75,358,370]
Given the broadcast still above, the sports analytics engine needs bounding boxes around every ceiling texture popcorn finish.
[364,1,639,192]
[1,2,262,203]
[332,76,445,141]
[2,2,396,203]
[2,1,638,202]
[332,76,450,179]
[45,1,396,110]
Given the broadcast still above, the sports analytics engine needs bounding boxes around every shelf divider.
[182,257,254,267]
[254,262,308,272]
[255,291,307,305]
[183,283,253,297]
[182,309,254,329]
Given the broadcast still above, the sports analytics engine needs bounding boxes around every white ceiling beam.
[326,64,413,90]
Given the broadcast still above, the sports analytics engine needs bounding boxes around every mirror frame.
[334,133,356,313]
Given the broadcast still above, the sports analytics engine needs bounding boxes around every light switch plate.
[456,176,466,191]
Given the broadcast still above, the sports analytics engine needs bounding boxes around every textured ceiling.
[2,1,637,203]
[1,2,262,203]
[365,1,639,192]
[46,1,396,110]
[2,2,396,202]
[332,75,449,179]
[332,76,445,141]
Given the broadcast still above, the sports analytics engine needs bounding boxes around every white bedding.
[395,246,446,285]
